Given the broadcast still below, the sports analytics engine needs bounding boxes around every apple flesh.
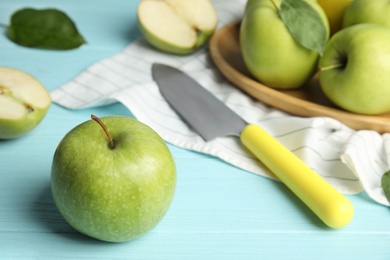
[343,0,390,29]
[137,0,218,55]
[319,24,390,115]
[51,115,176,242]
[240,0,329,89]
[0,67,51,139]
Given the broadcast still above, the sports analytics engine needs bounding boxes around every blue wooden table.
[1,0,389,259]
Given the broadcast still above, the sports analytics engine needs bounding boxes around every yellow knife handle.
[240,124,354,228]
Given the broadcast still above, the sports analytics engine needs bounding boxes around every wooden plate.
[209,21,390,133]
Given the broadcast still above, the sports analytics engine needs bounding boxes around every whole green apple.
[319,24,390,115]
[317,0,352,35]
[51,115,176,242]
[240,0,329,89]
[137,0,218,55]
[343,0,390,29]
[0,67,51,139]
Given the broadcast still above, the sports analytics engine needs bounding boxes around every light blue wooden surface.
[0,0,389,259]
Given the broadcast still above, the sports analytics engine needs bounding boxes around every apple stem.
[270,0,280,12]
[91,114,115,149]
[319,64,344,72]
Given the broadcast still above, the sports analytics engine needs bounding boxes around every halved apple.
[137,0,218,55]
[0,67,51,139]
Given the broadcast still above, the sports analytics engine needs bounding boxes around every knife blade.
[152,63,354,228]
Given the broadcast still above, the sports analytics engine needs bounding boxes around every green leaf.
[279,0,328,54]
[382,170,390,203]
[7,8,86,50]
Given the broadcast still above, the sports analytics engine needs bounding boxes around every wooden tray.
[209,21,390,133]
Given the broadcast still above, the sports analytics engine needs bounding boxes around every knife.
[152,63,354,228]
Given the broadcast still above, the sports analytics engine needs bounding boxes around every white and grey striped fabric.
[50,0,389,206]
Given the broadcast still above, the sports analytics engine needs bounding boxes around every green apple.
[343,0,390,29]
[317,0,352,35]
[51,115,176,242]
[319,24,390,115]
[0,67,51,139]
[240,0,330,89]
[137,0,218,55]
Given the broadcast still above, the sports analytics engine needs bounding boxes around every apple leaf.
[382,170,390,203]
[279,0,328,54]
[7,8,86,50]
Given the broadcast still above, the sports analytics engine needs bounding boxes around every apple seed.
[0,85,11,95]
[0,85,35,113]
[25,103,34,113]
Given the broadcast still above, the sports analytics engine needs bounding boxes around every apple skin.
[51,116,176,242]
[319,24,390,115]
[240,0,329,89]
[138,24,214,55]
[317,0,352,35]
[0,67,51,139]
[245,0,263,11]
[343,0,390,29]
[0,108,48,139]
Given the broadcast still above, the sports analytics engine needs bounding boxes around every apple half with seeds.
[0,67,51,139]
[137,0,218,55]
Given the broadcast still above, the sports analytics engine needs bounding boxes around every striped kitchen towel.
[50,0,389,206]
